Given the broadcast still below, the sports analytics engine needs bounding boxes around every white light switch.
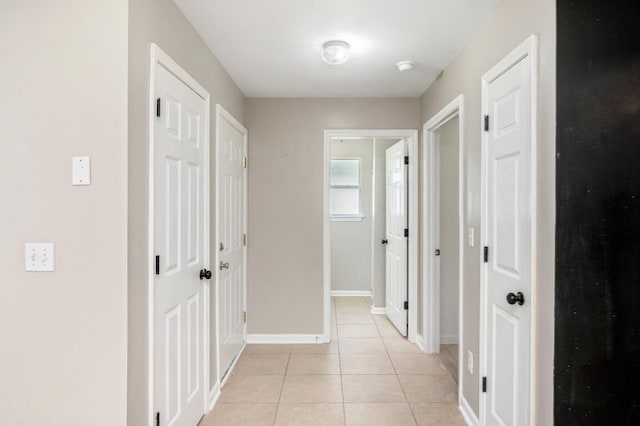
[468,227,475,247]
[72,156,91,185]
[25,243,55,272]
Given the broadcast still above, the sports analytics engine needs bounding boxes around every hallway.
[203,297,464,425]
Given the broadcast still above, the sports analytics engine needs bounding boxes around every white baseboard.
[208,382,221,411]
[370,306,386,315]
[331,290,372,297]
[459,394,479,426]
[247,334,324,344]
[415,334,426,352]
[440,335,460,345]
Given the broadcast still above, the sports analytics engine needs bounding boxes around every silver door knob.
[219,261,230,270]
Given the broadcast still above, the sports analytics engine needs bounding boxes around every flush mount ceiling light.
[321,40,351,65]
[396,60,415,72]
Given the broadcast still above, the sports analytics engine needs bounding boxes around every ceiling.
[174,0,502,98]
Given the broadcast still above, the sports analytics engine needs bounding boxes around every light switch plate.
[25,243,55,272]
[72,156,91,185]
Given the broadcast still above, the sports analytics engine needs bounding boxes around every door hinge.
[404,301,408,310]
[156,412,160,426]
[242,234,247,246]
[156,98,161,118]
[404,156,409,165]
[404,228,409,238]
[483,115,489,132]
[242,156,247,169]
[482,377,487,393]
[243,311,247,323]
[484,246,489,263]
[155,255,160,275]
[435,249,441,256]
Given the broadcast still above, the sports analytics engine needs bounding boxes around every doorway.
[323,130,418,343]
[422,95,465,400]
[149,45,211,426]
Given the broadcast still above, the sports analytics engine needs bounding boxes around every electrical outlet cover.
[25,243,55,272]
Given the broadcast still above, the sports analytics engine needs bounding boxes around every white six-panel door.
[482,49,533,426]
[385,140,408,336]
[154,63,207,426]
[216,107,247,380]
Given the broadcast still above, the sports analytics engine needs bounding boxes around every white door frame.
[147,43,211,426]
[421,95,465,401]
[214,104,248,393]
[323,129,419,343]
[479,34,538,425]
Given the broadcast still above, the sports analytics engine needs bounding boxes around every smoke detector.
[396,61,415,72]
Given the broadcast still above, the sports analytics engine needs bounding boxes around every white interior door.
[154,64,208,426]
[217,107,247,379]
[385,140,408,336]
[482,54,532,425]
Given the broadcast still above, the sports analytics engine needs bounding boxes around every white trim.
[440,335,460,345]
[207,382,221,411]
[370,306,386,315]
[331,290,372,297]
[323,129,419,344]
[331,216,365,222]
[247,334,325,344]
[479,34,538,426]
[421,95,465,411]
[148,44,211,426]
[460,394,479,426]
[214,104,249,396]
[219,342,246,388]
[415,334,426,352]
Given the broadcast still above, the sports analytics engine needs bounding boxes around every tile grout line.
[271,352,291,426]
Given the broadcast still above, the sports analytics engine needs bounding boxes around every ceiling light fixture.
[396,61,415,72]
[321,40,351,65]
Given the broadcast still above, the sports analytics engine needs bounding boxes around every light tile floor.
[201,297,466,426]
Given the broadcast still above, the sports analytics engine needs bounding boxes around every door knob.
[219,261,230,270]
[506,292,525,306]
[199,269,212,280]
[381,239,388,245]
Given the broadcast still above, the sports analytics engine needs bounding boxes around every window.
[330,158,362,218]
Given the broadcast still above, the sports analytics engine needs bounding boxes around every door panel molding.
[148,43,211,426]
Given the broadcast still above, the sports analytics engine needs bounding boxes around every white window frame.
[330,157,364,220]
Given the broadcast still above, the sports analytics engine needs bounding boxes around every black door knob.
[381,239,388,245]
[506,292,525,306]
[199,269,212,280]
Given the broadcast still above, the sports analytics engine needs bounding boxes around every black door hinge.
[404,301,408,310]
[484,115,489,131]
[404,228,409,238]
[155,255,160,275]
[435,249,441,256]
[404,156,409,165]
[156,412,160,426]
[484,246,489,263]
[156,98,161,117]
[482,377,487,393]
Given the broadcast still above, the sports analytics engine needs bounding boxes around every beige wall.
[419,0,555,421]
[128,0,246,423]
[330,139,374,293]
[0,0,128,424]
[246,98,419,334]
[437,117,460,343]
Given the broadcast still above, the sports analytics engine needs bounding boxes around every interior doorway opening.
[422,95,465,400]
[323,130,418,343]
